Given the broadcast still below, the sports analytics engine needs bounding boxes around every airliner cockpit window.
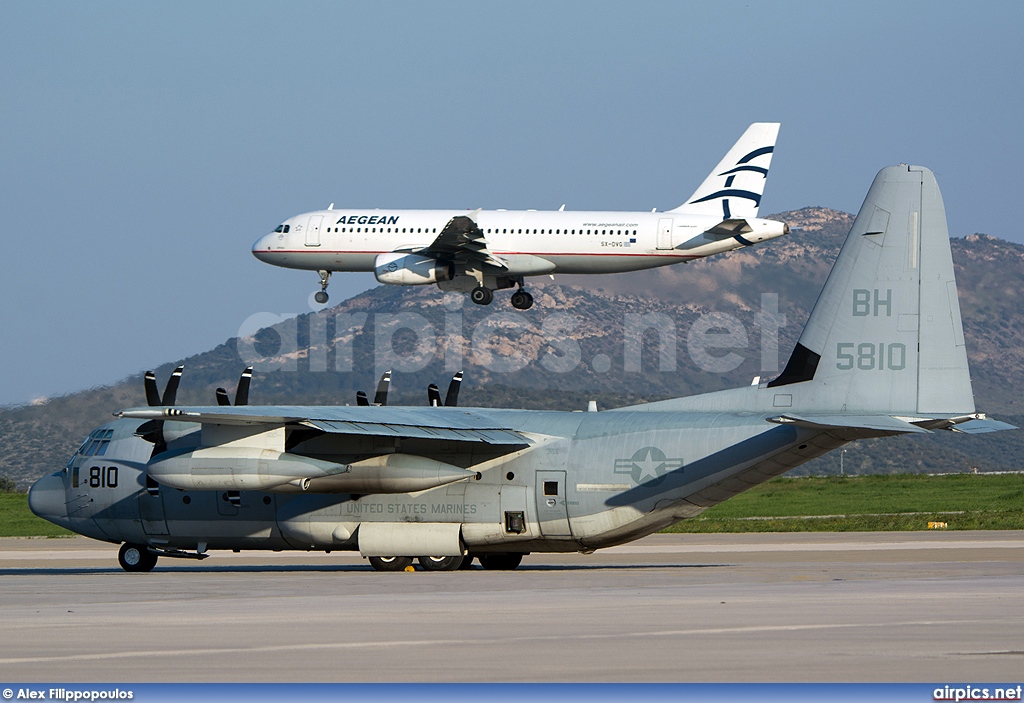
[274,225,285,233]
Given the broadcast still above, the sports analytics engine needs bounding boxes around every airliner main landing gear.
[510,289,534,310]
[470,286,493,306]
[314,270,331,304]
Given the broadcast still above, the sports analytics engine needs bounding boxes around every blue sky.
[1,1,1022,406]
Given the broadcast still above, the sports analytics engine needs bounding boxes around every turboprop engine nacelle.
[147,449,478,494]
[374,253,454,286]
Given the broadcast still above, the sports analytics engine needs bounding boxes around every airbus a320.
[252,123,788,309]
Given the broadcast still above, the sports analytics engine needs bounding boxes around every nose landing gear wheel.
[118,543,158,572]
[315,270,331,304]
[510,290,534,310]
[470,286,493,306]
[418,555,466,571]
[368,556,414,572]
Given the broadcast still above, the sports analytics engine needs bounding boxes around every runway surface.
[1,531,1022,682]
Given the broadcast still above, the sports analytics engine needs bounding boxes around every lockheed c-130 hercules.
[30,165,1014,572]
[251,123,788,309]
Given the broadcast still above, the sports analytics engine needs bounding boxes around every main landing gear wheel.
[418,555,465,571]
[479,553,523,571]
[368,556,413,572]
[118,543,158,573]
[315,270,331,304]
[470,286,493,306]
[510,290,534,310]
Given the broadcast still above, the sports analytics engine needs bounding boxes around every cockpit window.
[274,224,284,233]
[77,429,112,457]
[273,224,291,233]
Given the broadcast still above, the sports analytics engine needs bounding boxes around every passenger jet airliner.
[252,123,788,309]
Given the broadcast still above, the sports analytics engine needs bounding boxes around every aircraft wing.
[118,405,531,446]
[414,210,508,270]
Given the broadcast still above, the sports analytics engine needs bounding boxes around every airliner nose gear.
[470,286,493,305]
[314,270,331,304]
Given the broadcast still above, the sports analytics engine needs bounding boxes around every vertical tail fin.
[771,165,974,416]
[669,122,780,219]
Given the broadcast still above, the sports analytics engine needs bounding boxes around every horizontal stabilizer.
[948,418,1018,434]
[768,414,932,434]
[704,218,753,238]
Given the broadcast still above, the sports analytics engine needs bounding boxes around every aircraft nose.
[28,472,66,521]
[252,233,273,262]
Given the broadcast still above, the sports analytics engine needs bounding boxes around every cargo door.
[305,215,323,247]
[657,218,674,250]
[535,470,571,537]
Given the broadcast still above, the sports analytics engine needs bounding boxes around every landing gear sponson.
[367,554,525,571]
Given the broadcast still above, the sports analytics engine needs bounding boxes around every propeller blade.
[215,388,231,406]
[234,366,253,406]
[356,391,369,406]
[162,365,184,406]
[144,372,161,407]
[374,370,391,406]
[427,384,441,407]
[444,371,463,407]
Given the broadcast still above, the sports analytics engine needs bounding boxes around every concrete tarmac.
[1,532,1022,682]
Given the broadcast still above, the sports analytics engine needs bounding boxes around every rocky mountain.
[2,207,1021,488]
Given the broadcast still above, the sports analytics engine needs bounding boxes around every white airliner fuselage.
[252,123,788,308]
[253,208,788,273]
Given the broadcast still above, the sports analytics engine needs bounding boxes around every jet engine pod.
[374,253,453,285]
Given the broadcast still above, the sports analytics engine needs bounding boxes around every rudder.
[770,165,974,416]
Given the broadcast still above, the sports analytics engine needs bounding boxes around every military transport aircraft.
[31,165,1014,572]
[252,123,788,309]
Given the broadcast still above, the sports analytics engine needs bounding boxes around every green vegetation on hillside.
[666,473,1024,532]
[0,494,73,537]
